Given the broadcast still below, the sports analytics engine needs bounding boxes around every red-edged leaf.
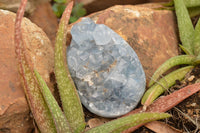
[15,0,56,132]
[122,83,200,132]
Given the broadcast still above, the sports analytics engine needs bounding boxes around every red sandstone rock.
[0,9,54,133]
[76,0,170,15]
[77,0,149,14]
[0,0,50,13]
[28,2,58,46]
[67,3,179,84]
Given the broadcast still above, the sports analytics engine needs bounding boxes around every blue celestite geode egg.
[67,18,146,118]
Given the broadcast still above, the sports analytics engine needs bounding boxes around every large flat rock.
[0,9,54,133]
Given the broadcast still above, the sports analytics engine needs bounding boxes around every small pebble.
[188,75,195,82]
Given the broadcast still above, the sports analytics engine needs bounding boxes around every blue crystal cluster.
[67,18,146,118]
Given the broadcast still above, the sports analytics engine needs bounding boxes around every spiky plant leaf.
[86,113,170,133]
[165,0,200,8]
[179,45,193,55]
[188,6,200,17]
[194,55,200,64]
[14,0,56,132]
[163,2,200,17]
[142,66,193,106]
[193,18,200,56]
[148,55,195,87]
[54,2,85,132]
[182,0,200,8]
[34,70,72,133]
[174,0,194,55]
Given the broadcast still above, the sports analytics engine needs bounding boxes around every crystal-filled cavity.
[67,18,146,118]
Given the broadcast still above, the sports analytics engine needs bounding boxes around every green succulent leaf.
[15,0,56,132]
[70,3,87,23]
[148,55,195,87]
[194,55,200,64]
[182,0,200,8]
[166,0,200,8]
[179,44,193,55]
[54,2,85,132]
[34,70,72,133]
[142,66,193,106]
[174,0,194,55]
[162,4,200,17]
[74,123,87,133]
[193,18,200,56]
[188,6,200,17]
[86,113,171,133]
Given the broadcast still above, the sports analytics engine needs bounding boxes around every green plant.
[70,3,86,23]
[52,1,66,18]
[52,0,86,23]
[14,0,171,133]
[141,0,200,107]
[162,0,200,19]
[123,83,200,132]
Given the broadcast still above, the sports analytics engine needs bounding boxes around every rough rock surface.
[67,3,179,85]
[77,0,149,14]
[77,0,171,14]
[28,2,58,45]
[0,9,54,133]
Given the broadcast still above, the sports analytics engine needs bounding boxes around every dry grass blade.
[145,121,182,133]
